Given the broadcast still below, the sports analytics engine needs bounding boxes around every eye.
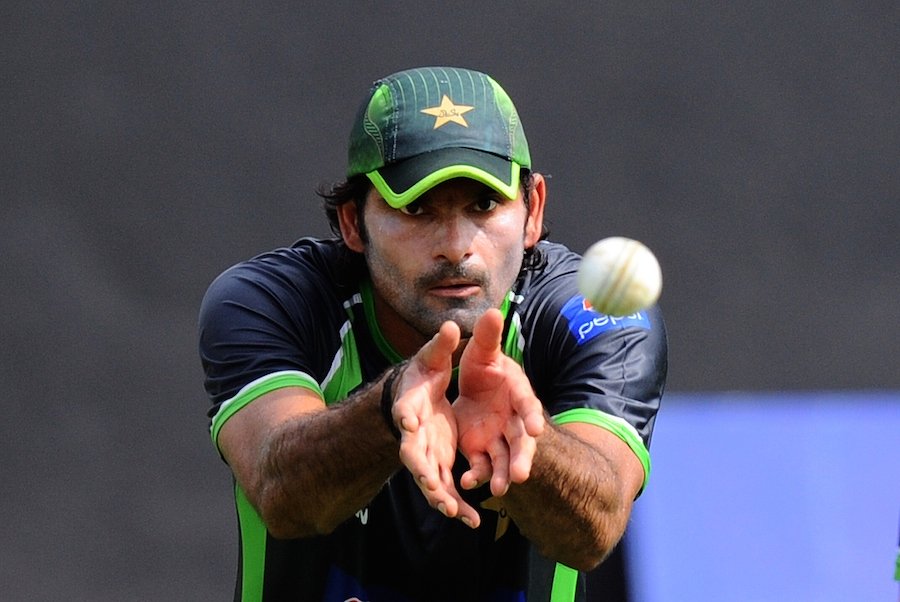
[472,197,500,212]
[398,201,424,216]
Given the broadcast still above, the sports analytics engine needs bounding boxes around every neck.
[369,285,474,364]
[371,290,430,360]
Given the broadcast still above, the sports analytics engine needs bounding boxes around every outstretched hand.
[391,321,481,528]
[454,309,546,497]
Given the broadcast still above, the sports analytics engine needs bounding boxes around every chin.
[439,308,481,338]
[410,300,491,339]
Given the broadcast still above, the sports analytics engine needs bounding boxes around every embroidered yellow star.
[420,95,475,129]
[480,496,511,541]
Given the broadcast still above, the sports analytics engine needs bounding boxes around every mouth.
[427,279,482,298]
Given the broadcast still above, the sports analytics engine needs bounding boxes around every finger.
[439,465,482,529]
[413,464,480,529]
[523,411,546,438]
[419,480,460,517]
[506,417,537,484]
[432,464,461,517]
[438,464,484,529]
[455,498,481,529]
[417,320,461,372]
[463,308,504,364]
[506,369,546,437]
[460,452,492,490]
[398,430,441,491]
[486,438,511,497]
[393,399,420,434]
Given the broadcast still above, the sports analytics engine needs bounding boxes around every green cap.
[347,66,531,208]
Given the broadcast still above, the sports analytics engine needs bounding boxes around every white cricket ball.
[577,237,662,316]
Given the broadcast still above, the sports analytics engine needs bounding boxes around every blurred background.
[3,2,898,600]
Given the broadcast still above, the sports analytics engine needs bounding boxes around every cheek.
[491,210,529,251]
[364,228,421,282]
[495,237,526,277]
[483,218,528,279]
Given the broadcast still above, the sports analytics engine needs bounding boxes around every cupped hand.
[454,309,546,497]
[392,321,481,528]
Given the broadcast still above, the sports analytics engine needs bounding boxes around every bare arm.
[218,321,482,539]
[218,379,401,539]
[501,421,644,571]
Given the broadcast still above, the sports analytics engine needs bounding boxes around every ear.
[523,173,546,248]
[336,201,365,253]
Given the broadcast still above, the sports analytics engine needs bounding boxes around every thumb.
[462,308,504,366]
[416,320,461,371]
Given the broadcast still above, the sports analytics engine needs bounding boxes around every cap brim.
[367,147,522,208]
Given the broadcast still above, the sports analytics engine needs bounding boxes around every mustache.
[416,262,488,289]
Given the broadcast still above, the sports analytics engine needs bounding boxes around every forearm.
[252,377,401,538]
[502,424,635,571]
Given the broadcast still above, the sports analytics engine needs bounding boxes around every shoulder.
[213,237,355,285]
[202,238,360,305]
[198,239,365,406]
[198,238,366,339]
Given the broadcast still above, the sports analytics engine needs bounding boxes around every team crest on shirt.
[561,294,651,345]
[481,497,511,541]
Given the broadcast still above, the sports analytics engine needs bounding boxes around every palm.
[398,377,458,488]
[391,321,482,528]
[455,309,545,496]
[456,355,517,448]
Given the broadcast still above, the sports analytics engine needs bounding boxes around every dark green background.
[3,2,897,599]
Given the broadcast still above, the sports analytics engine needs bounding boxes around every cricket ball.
[577,237,662,316]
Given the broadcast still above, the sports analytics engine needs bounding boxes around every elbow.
[256,491,307,539]
[555,532,624,572]
[554,534,618,572]
[574,532,621,572]
[258,499,340,540]
[570,487,635,570]
[260,511,317,540]
[254,482,339,540]
[551,509,630,572]
[249,451,344,538]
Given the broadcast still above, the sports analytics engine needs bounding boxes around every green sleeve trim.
[209,370,322,452]
[894,546,900,581]
[550,562,578,601]
[235,483,267,602]
[553,407,651,492]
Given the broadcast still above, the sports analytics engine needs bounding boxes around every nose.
[434,214,476,264]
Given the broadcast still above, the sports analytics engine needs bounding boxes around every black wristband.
[380,364,405,440]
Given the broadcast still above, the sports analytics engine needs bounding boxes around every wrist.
[380,363,406,440]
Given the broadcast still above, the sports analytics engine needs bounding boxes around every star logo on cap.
[420,95,475,129]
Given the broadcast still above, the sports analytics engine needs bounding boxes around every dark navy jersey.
[198,238,667,602]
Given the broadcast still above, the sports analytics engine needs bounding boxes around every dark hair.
[317,174,372,239]
[316,169,550,244]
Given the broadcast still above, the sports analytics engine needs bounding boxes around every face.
[339,176,545,355]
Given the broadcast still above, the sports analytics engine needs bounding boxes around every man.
[199,66,667,601]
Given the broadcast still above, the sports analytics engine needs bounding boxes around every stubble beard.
[364,228,528,343]
[406,293,492,340]
[407,263,496,339]
[367,253,496,340]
